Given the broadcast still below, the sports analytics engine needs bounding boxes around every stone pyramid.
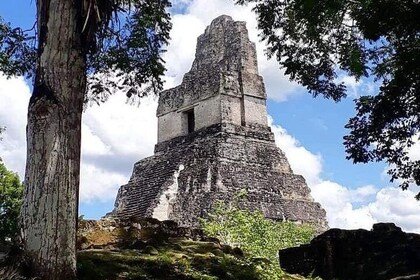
[109,15,328,232]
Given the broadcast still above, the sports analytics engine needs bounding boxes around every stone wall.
[77,218,205,250]
[111,123,328,231]
[279,223,420,280]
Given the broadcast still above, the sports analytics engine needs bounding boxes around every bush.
[201,201,315,264]
[0,161,23,243]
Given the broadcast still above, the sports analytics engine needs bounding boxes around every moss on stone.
[77,238,311,280]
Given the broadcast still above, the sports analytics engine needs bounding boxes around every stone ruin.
[279,223,420,279]
[109,15,328,232]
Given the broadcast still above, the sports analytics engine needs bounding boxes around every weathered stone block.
[279,223,420,280]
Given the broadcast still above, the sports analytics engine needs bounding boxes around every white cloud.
[310,181,376,230]
[260,60,303,102]
[79,162,127,203]
[350,184,378,203]
[163,14,205,85]
[408,134,420,161]
[269,116,322,186]
[171,0,192,7]
[0,75,30,177]
[367,188,420,233]
[83,94,157,157]
[270,119,420,233]
[80,94,157,201]
[337,75,376,98]
[82,124,111,157]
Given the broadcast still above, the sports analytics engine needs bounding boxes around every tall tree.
[237,0,420,196]
[0,1,171,279]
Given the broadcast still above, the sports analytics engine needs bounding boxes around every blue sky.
[1,0,419,232]
[0,0,34,28]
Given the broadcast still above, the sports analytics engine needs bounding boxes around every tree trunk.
[20,0,86,279]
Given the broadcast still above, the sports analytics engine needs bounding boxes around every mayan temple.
[110,15,328,231]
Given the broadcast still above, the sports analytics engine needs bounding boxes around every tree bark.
[20,0,86,279]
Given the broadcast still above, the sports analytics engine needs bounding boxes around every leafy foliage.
[237,0,420,196]
[0,161,23,243]
[0,17,36,79]
[0,126,4,141]
[201,201,315,264]
[0,0,172,103]
[85,0,172,104]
